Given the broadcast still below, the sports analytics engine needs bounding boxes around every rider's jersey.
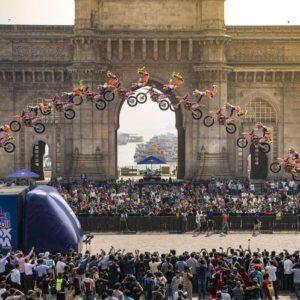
[291,152,299,161]
[204,90,214,98]
[107,75,119,89]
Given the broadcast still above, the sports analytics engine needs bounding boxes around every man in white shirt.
[265,261,278,299]
[56,257,66,276]
[11,264,21,290]
[284,255,293,291]
[24,258,36,293]
[0,252,10,276]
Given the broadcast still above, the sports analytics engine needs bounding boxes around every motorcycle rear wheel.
[237,137,248,148]
[270,162,281,173]
[292,172,300,181]
[95,100,107,110]
[127,96,138,107]
[260,142,271,153]
[34,123,46,134]
[159,100,170,111]
[226,123,237,134]
[10,121,21,132]
[104,91,115,102]
[4,142,15,153]
[192,109,203,120]
[64,109,76,120]
[136,93,147,104]
[73,96,83,106]
[203,116,214,127]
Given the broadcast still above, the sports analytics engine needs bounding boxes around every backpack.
[207,280,216,294]
[83,280,92,295]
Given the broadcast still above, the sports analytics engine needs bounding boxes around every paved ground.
[86,232,300,254]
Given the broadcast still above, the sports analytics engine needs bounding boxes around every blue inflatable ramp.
[24,185,82,253]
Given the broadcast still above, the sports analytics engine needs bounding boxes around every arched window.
[245,98,276,122]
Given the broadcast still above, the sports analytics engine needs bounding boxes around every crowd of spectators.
[50,178,300,217]
[1,245,300,300]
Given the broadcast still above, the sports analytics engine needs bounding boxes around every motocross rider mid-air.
[194,84,217,103]
[256,122,272,143]
[288,147,300,173]
[163,72,184,94]
[101,70,120,93]
[224,102,248,118]
[131,66,150,90]
[0,124,11,139]
[67,80,88,103]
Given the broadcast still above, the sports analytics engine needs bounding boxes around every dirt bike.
[142,87,170,110]
[39,98,76,120]
[62,85,90,106]
[113,85,144,107]
[0,135,15,153]
[171,96,204,120]
[10,113,45,134]
[270,157,300,181]
[203,110,237,134]
[83,92,107,110]
[237,130,271,153]
[97,83,123,103]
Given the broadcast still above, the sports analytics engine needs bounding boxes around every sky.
[1,0,299,150]
[1,0,300,25]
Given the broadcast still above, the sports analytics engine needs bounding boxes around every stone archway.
[114,79,185,179]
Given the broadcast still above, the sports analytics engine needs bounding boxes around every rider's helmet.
[3,124,10,132]
[137,66,146,74]
[289,146,295,153]
[107,70,113,78]
[256,122,263,128]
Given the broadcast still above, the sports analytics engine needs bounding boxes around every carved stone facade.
[0,1,300,180]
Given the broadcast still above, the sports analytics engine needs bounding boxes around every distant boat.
[118,133,144,145]
[134,133,177,163]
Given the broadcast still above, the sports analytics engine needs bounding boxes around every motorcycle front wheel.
[4,142,15,153]
[10,121,21,132]
[64,109,76,120]
[237,137,248,149]
[34,123,46,134]
[270,162,281,173]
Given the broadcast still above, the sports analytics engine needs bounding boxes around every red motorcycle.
[0,135,15,153]
[10,113,45,134]
[84,92,107,110]
[38,98,76,119]
[237,130,271,153]
[142,87,170,110]
[171,96,204,120]
[113,86,145,107]
[270,157,300,181]
[203,110,236,134]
